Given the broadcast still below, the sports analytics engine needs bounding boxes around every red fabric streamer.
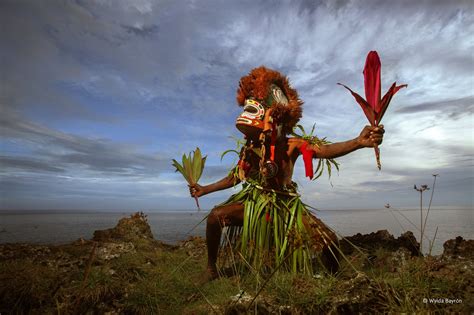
[299,141,314,179]
[238,159,250,174]
[270,123,277,161]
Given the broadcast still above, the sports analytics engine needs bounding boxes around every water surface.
[0,208,471,255]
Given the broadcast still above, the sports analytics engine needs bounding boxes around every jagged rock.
[390,248,411,270]
[0,243,51,261]
[224,292,290,315]
[95,242,135,261]
[180,236,206,257]
[93,212,154,243]
[443,236,474,259]
[328,271,397,314]
[340,230,420,256]
[397,231,420,256]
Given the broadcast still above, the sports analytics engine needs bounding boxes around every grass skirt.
[218,182,338,275]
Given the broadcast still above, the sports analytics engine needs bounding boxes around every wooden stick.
[374,145,381,170]
[194,196,201,211]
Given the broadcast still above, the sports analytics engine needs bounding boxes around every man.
[190,66,384,280]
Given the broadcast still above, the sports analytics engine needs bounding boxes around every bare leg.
[206,203,244,279]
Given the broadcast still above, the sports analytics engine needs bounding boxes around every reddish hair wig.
[236,66,303,134]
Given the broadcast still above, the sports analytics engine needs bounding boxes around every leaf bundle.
[172,147,206,210]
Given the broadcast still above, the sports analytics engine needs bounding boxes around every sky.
[0,0,473,211]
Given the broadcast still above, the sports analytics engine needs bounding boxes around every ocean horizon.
[1,207,472,255]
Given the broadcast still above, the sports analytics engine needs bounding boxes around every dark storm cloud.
[1,109,169,176]
[396,96,473,119]
[0,156,65,173]
[358,161,473,193]
[0,173,167,211]
[121,24,160,37]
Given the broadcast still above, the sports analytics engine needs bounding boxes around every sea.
[0,208,472,255]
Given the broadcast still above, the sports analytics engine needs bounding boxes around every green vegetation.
[1,213,472,314]
[172,147,207,210]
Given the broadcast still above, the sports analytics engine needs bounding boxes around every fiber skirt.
[218,182,339,275]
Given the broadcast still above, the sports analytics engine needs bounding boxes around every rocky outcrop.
[443,236,474,259]
[92,212,154,242]
[340,230,420,256]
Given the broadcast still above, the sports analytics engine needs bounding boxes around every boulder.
[443,236,474,259]
[340,230,420,256]
[93,212,154,243]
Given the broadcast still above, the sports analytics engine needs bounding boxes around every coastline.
[2,208,472,255]
[1,212,472,313]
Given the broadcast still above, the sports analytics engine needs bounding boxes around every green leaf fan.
[172,147,207,211]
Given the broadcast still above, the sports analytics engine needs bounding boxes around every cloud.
[0,156,65,173]
[0,0,472,210]
[396,96,473,120]
[1,109,170,177]
[121,24,159,37]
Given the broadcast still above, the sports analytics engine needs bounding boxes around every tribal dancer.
[190,67,384,280]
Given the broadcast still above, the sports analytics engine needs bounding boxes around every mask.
[236,98,266,137]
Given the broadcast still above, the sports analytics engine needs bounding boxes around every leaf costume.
[219,170,339,275]
[218,67,339,275]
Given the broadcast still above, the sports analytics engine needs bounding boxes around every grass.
[0,259,62,312]
[267,273,336,312]
[1,218,472,314]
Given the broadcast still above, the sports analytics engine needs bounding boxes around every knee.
[207,207,224,226]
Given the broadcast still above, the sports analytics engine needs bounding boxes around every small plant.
[413,174,439,255]
[384,174,440,256]
[172,147,207,211]
[424,174,439,256]
[414,184,430,254]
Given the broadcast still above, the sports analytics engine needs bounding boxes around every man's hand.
[357,125,385,148]
[189,183,206,198]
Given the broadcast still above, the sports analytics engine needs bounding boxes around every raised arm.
[294,125,385,159]
[189,173,240,198]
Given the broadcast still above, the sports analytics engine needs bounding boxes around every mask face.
[236,98,266,137]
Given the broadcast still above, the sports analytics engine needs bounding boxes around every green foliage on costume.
[220,136,246,161]
[220,182,316,275]
[291,124,340,181]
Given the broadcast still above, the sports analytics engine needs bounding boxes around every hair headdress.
[236,66,303,134]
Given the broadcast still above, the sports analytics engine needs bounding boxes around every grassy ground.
[1,213,472,314]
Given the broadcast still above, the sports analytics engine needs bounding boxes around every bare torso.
[243,137,311,188]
